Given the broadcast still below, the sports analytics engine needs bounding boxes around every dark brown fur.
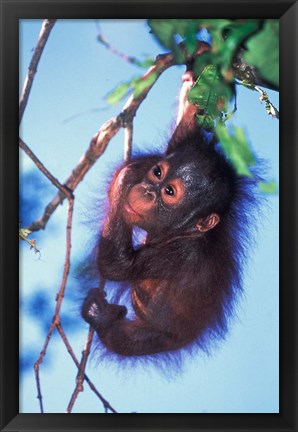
[82,100,256,358]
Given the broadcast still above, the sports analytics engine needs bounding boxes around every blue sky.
[19,19,279,413]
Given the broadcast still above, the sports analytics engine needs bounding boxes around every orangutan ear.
[196,213,220,233]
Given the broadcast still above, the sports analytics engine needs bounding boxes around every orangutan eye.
[164,185,175,196]
[153,165,162,179]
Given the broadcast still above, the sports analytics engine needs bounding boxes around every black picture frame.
[1,1,297,431]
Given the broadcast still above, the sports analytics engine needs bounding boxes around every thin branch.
[34,196,74,412]
[124,122,133,162]
[66,276,109,412]
[19,137,74,200]
[19,19,57,124]
[97,35,143,67]
[34,321,55,413]
[26,51,175,232]
[66,326,94,413]
[57,324,117,413]
[254,86,279,119]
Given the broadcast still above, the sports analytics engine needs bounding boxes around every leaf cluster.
[148,19,278,192]
[148,19,279,126]
[148,19,278,88]
[104,19,278,193]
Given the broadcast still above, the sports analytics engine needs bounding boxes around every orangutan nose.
[142,184,157,202]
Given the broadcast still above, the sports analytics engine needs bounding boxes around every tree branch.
[19,137,74,200]
[66,326,95,413]
[34,196,74,412]
[19,19,57,124]
[124,122,133,162]
[57,323,117,413]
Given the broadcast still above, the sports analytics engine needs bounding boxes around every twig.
[19,228,41,255]
[19,19,57,124]
[67,276,109,412]
[95,21,146,67]
[124,122,133,162]
[66,326,94,413]
[34,320,56,413]
[34,197,74,412]
[19,137,74,200]
[57,324,117,413]
[254,86,279,119]
[26,51,175,232]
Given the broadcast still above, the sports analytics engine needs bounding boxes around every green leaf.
[215,123,255,177]
[258,181,278,194]
[19,228,40,254]
[243,20,279,88]
[196,114,214,131]
[105,68,159,106]
[132,71,158,98]
[198,19,232,52]
[134,57,155,68]
[19,227,32,237]
[188,65,233,120]
[148,19,181,49]
[105,80,134,105]
[148,19,183,63]
[213,20,262,79]
[233,127,255,166]
[148,19,198,46]
[184,30,198,56]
